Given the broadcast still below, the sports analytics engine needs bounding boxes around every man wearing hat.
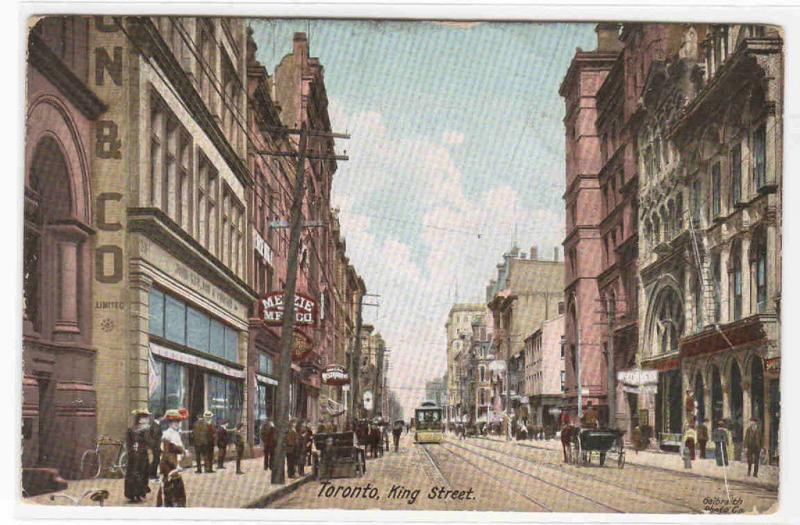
[156,409,187,507]
[125,408,152,502]
[192,410,216,473]
[713,419,731,466]
[745,417,763,477]
[697,418,709,459]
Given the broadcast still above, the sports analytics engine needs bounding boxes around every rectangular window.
[712,255,722,322]
[224,327,238,363]
[732,257,742,321]
[694,276,704,331]
[753,125,766,190]
[757,256,767,313]
[210,319,225,359]
[164,294,186,345]
[711,162,721,218]
[561,371,566,392]
[258,353,274,375]
[206,374,242,426]
[692,179,702,224]
[186,306,210,354]
[149,288,165,337]
[731,143,742,205]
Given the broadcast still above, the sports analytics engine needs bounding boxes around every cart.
[311,431,366,480]
[571,428,626,468]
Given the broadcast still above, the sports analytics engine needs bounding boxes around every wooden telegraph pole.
[260,122,349,485]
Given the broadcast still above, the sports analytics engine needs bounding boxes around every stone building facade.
[445,303,486,422]
[636,24,782,461]
[524,314,565,430]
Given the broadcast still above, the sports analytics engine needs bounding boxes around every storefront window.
[254,382,276,444]
[148,358,188,421]
[165,295,186,345]
[187,306,210,353]
[149,289,165,337]
[207,374,243,425]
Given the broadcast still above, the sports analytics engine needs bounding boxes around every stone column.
[719,247,730,324]
[50,223,90,339]
[766,224,778,312]
[741,235,752,318]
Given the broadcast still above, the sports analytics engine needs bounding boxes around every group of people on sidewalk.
[122,407,246,507]
[679,416,763,477]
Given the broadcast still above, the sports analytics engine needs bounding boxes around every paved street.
[270,434,779,514]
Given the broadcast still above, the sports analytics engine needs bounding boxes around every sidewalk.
[477,434,778,490]
[24,456,312,508]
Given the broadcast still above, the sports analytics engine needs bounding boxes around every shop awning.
[150,342,245,380]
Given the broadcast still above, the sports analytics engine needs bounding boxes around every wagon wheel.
[618,450,626,469]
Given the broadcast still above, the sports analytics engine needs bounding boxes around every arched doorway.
[711,366,723,425]
[730,361,744,450]
[694,372,705,423]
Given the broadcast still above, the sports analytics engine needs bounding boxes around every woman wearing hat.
[156,409,188,507]
[124,408,152,502]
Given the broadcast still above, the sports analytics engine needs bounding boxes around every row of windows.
[707,126,767,221]
[149,288,239,363]
[150,93,247,278]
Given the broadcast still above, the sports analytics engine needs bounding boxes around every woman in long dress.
[124,409,152,502]
[156,409,188,507]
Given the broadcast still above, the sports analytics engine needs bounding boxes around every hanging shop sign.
[363,390,374,411]
[765,357,780,373]
[259,292,317,326]
[321,364,350,386]
[617,368,658,386]
[291,330,313,362]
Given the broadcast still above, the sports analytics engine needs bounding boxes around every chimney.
[530,245,538,260]
[595,23,623,53]
[554,246,559,262]
[293,32,309,60]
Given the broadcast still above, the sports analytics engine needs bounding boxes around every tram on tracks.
[414,401,444,443]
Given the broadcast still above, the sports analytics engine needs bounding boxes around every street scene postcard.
[18,13,783,517]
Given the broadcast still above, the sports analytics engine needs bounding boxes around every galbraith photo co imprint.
[20,15,782,514]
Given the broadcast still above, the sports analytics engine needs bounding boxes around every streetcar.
[414,401,444,443]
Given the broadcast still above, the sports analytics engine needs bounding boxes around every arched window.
[730,239,743,320]
[750,226,768,313]
[652,287,685,355]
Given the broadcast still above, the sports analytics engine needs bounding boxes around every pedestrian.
[192,411,214,473]
[560,418,573,463]
[147,415,163,480]
[285,421,299,478]
[697,418,709,459]
[632,425,642,454]
[156,409,187,507]
[216,419,229,469]
[260,420,275,471]
[124,408,152,502]
[370,424,382,458]
[713,419,730,466]
[745,417,762,477]
[392,420,403,452]
[684,422,697,461]
[231,422,245,475]
[583,401,598,429]
[296,420,307,476]
[304,424,314,467]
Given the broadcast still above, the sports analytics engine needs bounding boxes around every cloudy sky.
[251,19,597,418]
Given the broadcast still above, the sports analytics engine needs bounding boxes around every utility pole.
[350,299,363,425]
[506,332,512,442]
[261,121,349,485]
[606,297,616,430]
[269,122,308,485]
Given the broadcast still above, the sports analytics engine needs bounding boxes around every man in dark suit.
[192,410,215,473]
[260,420,275,471]
[216,420,229,469]
[745,417,763,477]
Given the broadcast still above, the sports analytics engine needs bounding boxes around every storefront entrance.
[711,366,723,425]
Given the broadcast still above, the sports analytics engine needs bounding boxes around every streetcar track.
[425,443,555,512]
[491,437,779,495]
[460,438,698,513]
[441,440,628,513]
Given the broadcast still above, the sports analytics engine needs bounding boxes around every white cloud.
[442,130,465,145]
[328,100,564,418]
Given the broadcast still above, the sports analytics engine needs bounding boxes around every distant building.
[524,314,565,430]
[444,303,487,422]
[425,376,447,408]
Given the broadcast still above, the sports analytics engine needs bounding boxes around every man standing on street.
[260,420,275,471]
[231,422,245,475]
[697,418,709,459]
[745,417,762,477]
[285,420,300,478]
[392,420,403,452]
[216,419,229,469]
[713,419,730,466]
[194,410,216,473]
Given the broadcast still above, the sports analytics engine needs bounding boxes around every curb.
[245,473,314,508]
[476,435,778,492]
